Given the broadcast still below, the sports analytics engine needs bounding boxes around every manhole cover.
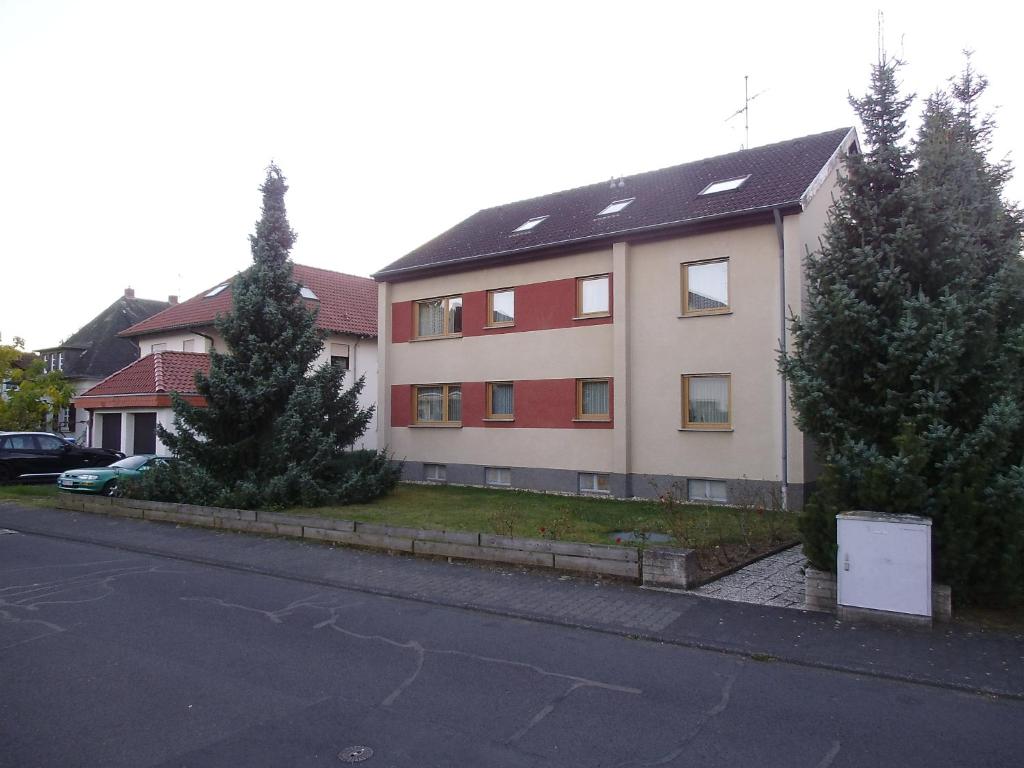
[338,745,373,763]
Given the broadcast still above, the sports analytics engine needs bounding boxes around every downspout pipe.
[773,208,789,511]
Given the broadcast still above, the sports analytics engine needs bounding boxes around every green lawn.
[293,483,798,549]
[0,483,57,505]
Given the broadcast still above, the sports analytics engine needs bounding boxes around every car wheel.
[102,480,120,497]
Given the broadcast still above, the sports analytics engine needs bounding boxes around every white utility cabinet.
[837,512,932,618]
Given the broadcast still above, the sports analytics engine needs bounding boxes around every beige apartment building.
[374,128,858,508]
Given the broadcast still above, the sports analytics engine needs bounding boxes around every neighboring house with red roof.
[74,264,378,455]
[374,128,858,507]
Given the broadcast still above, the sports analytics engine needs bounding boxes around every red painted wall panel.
[392,301,413,343]
[390,274,613,343]
[391,384,412,427]
[391,379,613,429]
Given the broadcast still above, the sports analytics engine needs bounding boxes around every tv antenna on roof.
[725,75,768,149]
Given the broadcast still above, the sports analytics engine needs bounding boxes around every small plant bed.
[291,482,798,578]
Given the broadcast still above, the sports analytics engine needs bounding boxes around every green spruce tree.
[781,55,1024,604]
[156,165,396,508]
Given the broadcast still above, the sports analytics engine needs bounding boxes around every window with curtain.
[682,374,731,428]
[416,296,462,338]
[577,275,610,316]
[414,384,461,424]
[487,382,514,419]
[682,259,729,315]
[577,378,610,420]
[487,289,515,326]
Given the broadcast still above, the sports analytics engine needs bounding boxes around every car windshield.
[109,456,150,470]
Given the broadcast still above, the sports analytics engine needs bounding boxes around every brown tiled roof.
[374,127,855,280]
[121,264,377,338]
[79,352,211,397]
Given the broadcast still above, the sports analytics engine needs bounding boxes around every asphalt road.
[2,528,1022,768]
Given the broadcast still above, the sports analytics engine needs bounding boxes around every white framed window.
[699,175,750,195]
[299,285,318,299]
[597,197,635,216]
[150,343,167,354]
[513,215,548,233]
[424,464,446,482]
[205,284,228,297]
[681,259,729,315]
[330,342,350,371]
[576,275,610,317]
[485,467,511,486]
[579,472,610,494]
[57,352,64,370]
[182,339,195,352]
[688,479,727,503]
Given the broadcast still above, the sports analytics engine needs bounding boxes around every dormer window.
[699,176,750,195]
[205,284,228,297]
[512,215,548,233]
[597,198,635,216]
[299,286,318,299]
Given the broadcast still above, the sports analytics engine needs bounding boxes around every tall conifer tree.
[158,165,393,508]
[781,56,1024,603]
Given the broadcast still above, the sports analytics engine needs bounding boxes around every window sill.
[678,310,733,319]
[678,427,733,432]
[484,323,515,329]
[409,423,462,428]
[482,418,515,422]
[573,418,611,423]
[573,313,611,321]
[410,333,463,342]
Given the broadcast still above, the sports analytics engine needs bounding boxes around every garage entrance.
[101,413,122,452]
[132,413,157,455]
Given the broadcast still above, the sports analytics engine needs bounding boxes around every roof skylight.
[699,175,750,195]
[205,284,228,297]
[512,215,549,233]
[597,198,635,216]
[299,286,318,300]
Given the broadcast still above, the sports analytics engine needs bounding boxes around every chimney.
[168,295,178,305]
[124,287,135,299]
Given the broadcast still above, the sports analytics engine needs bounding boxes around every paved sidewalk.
[694,546,807,608]
[2,501,1023,699]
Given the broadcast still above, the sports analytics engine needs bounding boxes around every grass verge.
[293,482,798,551]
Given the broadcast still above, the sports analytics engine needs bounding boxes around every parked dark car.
[0,432,124,483]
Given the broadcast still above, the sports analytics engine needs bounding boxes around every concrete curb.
[52,494,699,587]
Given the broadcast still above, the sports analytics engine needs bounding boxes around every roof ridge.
[476,126,854,213]
[153,351,165,392]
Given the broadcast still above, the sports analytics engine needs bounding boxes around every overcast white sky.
[1,0,1019,350]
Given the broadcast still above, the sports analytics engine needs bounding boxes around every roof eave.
[373,200,804,282]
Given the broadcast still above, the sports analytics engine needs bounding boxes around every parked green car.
[56,455,174,496]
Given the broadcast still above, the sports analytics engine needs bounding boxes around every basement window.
[597,198,635,216]
[699,175,750,195]
[512,215,548,233]
[205,284,228,297]
[688,479,728,503]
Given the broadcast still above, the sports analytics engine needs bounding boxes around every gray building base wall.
[398,461,808,509]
